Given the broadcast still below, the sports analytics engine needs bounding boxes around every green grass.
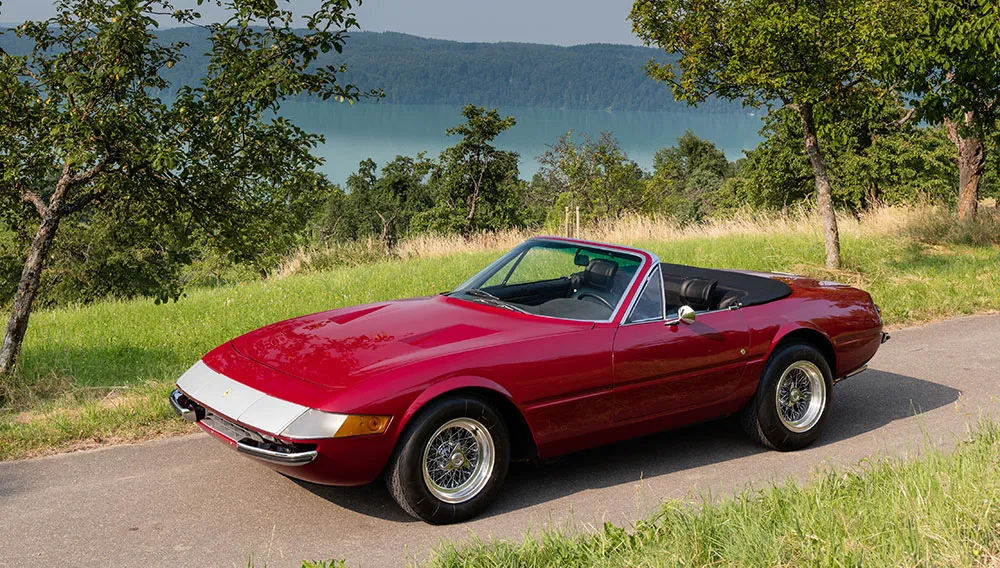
[0,381,195,460]
[2,211,1000,459]
[16,251,495,390]
[421,422,1000,568]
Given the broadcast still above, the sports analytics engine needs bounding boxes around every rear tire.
[740,342,833,451]
[385,395,510,524]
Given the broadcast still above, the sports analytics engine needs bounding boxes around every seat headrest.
[584,259,618,291]
[680,277,717,310]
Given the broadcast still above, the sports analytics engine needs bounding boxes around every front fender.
[398,375,518,430]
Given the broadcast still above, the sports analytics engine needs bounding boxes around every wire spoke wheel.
[775,360,826,432]
[422,417,495,504]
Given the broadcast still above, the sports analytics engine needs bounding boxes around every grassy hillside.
[2,207,999,459]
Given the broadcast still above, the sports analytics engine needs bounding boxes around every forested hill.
[0,28,742,112]
[326,32,740,112]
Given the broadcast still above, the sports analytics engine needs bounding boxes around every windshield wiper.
[462,289,529,313]
[465,288,502,301]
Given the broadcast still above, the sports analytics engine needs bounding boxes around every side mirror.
[666,305,696,326]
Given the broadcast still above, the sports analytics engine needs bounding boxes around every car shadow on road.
[290,477,418,523]
[295,369,959,522]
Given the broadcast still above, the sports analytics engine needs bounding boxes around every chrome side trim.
[176,360,309,436]
[835,364,868,384]
[236,441,318,466]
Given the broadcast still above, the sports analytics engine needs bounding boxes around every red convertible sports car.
[171,237,888,523]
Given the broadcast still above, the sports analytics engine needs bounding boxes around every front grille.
[201,411,268,444]
[200,409,317,458]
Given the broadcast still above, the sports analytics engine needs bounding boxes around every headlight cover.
[280,409,391,439]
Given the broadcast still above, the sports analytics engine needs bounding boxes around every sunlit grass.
[0,382,195,460]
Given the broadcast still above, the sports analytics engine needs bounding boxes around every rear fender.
[766,321,836,372]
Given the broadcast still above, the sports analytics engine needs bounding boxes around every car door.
[612,267,750,422]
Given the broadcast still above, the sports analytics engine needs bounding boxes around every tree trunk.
[375,211,394,256]
[465,186,479,234]
[464,159,489,236]
[798,102,841,270]
[866,181,880,211]
[0,213,61,374]
[945,113,984,221]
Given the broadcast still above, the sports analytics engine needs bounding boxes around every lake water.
[279,102,766,184]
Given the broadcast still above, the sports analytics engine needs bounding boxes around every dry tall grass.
[396,206,929,260]
[276,205,947,278]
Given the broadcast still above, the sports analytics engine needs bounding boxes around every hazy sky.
[0,1,642,46]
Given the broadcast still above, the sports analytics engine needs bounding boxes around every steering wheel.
[577,293,614,310]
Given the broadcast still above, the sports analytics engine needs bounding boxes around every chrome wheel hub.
[422,418,495,503]
[447,451,467,469]
[775,360,826,433]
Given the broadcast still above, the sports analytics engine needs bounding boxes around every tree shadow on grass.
[296,370,958,522]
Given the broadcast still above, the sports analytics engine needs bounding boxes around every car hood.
[230,295,584,388]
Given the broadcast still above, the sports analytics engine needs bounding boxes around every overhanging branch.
[19,186,47,216]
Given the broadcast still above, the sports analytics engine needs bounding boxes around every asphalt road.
[2,314,999,567]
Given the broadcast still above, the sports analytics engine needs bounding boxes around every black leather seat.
[680,277,717,311]
[583,259,617,291]
[660,262,792,308]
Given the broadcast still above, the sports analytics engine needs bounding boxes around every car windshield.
[450,240,643,321]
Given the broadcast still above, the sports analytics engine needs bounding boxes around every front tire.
[385,395,510,524]
[741,342,833,451]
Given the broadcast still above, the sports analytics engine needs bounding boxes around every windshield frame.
[450,237,656,324]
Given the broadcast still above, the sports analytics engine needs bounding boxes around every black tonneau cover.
[660,263,793,308]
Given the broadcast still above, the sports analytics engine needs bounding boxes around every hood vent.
[399,324,496,349]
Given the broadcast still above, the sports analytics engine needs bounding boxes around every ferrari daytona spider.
[170,237,888,523]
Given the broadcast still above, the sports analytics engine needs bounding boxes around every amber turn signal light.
[333,414,392,438]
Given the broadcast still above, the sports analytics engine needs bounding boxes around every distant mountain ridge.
[0,28,743,112]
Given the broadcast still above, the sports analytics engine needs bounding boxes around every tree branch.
[68,153,114,185]
[52,153,115,214]
[895,107,917,127]
[19,185,47,216]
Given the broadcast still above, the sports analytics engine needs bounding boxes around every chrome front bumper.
[170,387,318,467]
[169,388,203,422]
[235,440,318,466]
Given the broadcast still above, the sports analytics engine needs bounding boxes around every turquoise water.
[279,101,765,184]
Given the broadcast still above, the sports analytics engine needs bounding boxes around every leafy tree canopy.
[0,0,379,373]
[892,0,1000,220]
[538,131,649,222]
[415,104,524,234]
[897,0,1000,131]
[631,0,914,268]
